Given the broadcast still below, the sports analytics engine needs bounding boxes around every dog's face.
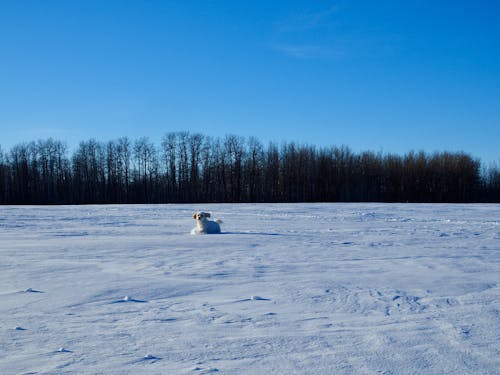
[193,212,211,221]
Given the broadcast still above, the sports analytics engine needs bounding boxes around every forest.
[0,132,499,204]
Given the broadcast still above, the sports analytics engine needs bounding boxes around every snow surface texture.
[0,203,499,374]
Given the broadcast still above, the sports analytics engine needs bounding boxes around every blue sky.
[1,1,499,163]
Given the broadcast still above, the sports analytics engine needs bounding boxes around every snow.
[0,203,499,374]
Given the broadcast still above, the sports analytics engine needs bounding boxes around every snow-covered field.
[1,203,499,374]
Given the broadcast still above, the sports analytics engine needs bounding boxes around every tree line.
[0,132,498,204]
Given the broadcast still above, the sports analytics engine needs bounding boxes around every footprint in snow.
[110,296,147,304]
[460,326,472,338]
[251,295,270,301]
[14,326,26,331]
[194,367,219,373]
[56,347,73,353]
[153,317,177,323]
[234,295,271,302]
[23,288,44,293]
[132,354,162,364]
[143,354,161,361]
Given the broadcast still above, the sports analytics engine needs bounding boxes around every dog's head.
[193,212,211,221]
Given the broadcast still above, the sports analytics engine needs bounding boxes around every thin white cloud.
[271,3,341,59]
[273,43,344,60]
[270,3,401,61]
[275,5,339,33]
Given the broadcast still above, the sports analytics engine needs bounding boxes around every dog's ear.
[205,212,211,218]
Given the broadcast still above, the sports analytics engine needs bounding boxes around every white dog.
[191,212,223,234]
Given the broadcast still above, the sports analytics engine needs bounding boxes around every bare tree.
[224,135,245,202]
[245,137,264,202]
[117,137,131,202]
[189,133,204,201]
[133,137,158,203]
[0,145,8,203]
[161,133,178,202]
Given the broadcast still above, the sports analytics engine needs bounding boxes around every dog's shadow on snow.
[221,231,282,236]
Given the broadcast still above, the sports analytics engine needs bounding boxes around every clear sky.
[1,1,499,163]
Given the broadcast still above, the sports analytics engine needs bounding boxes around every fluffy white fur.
[191,212,223,234]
